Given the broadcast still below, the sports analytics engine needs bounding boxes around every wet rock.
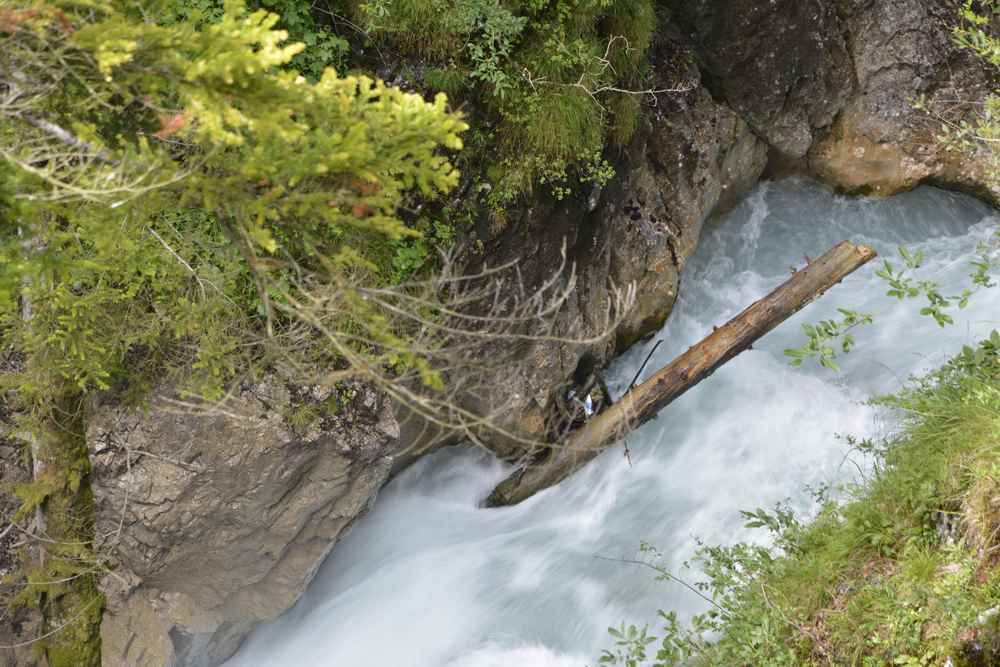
[808,0,1000,201]
[661,0,998,202]
[89,381,400,667]
[664,0,854,159]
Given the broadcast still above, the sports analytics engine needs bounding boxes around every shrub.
[356,0,659,201]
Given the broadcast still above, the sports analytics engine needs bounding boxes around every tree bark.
[485,240,877,507]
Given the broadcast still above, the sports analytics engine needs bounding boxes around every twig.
[148,227,207,301]
[20,113,115,164]
[593,554,730,615]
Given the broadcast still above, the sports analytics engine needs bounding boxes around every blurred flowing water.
[225,179,1000,667]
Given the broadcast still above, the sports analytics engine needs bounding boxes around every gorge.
[223,179,1000,666]
[2,0,1000,665]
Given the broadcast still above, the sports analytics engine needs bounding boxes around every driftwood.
[485,240,877,507]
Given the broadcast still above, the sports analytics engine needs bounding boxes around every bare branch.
[20,113,114,164]
[521,35,697,112]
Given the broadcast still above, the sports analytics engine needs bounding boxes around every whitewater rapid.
[225,179,1000,667]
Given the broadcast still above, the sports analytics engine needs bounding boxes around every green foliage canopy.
[0,0,468,402]
[354,0,660,203]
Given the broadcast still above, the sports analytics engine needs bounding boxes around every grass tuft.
[424,67,470,98]
[504,87,604,162]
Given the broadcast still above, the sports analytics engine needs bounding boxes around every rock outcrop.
[486,0,999,448]
[88,382,399,667]
[809,0,999,201]
[664,0,998,201]
[665,0,854,160]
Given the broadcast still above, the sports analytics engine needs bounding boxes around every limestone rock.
[89,382,399,667]
[665,0,854,159]
[808,0,1000,201]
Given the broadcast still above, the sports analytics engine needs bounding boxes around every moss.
[603,0,655,78]
[352,0,659,201]
[10,387,104,666]
[424,66,470,98]
[359,0,469,57]
[11,472,62,523]
[44,587,104,667]
[609,92,640,148]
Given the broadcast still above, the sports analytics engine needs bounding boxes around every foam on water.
[225,179,1000,667]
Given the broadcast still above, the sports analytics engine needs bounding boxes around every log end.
[854,243,877,262]
[482,471,521,507]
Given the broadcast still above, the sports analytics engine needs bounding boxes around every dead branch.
[521,35,697,111]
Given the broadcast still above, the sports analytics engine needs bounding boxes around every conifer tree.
[0,1,468,660]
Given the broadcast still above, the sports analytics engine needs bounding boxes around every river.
[225,178,1000,667]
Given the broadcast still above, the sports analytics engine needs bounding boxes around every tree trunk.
[485,240,877,507]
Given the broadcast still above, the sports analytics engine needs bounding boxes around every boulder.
[808,0,1000,201]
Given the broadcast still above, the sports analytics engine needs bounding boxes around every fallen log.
[485,240,877,507]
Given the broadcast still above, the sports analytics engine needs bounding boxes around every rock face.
[809,0,999,200]
[89,382,399,667]
[665,0,854,160]
[464,0,1000,486]
[665,0,997,201]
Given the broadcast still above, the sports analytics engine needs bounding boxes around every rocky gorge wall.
[92,51,771,665]
[3,1,996,665]
[666,0,999,200]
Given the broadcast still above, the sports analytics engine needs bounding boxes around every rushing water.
[226,179,1000,667]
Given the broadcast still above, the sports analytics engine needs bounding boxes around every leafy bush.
[356,0,659,201]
